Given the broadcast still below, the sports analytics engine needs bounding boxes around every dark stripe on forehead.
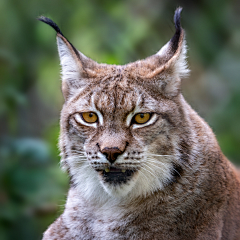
[94,89,116,114]
[94,83,139,112]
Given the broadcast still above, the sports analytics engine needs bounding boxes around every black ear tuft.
[169,7,183,54]
[37,16,64,36]
[174,7,182,33]
[38,15,82,62]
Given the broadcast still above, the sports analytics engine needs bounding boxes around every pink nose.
[101,147,123,163]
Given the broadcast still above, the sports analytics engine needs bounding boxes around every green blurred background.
[0,0,239,239]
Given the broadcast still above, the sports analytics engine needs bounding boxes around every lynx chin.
[38,8,240,240]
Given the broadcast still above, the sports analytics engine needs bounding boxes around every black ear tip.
[174,7,183,31]
[37,16,63,36]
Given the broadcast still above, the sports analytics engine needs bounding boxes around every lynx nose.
[101,147,123,164]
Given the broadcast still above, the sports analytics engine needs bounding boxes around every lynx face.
[61,75,183,198]
[39,8,190,200]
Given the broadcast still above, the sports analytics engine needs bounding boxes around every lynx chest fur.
[39,8,240,240]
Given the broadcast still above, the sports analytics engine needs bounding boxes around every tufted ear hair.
[38,16,98,101]
[135,7,189,97]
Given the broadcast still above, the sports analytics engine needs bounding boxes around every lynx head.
[38,8,190,202]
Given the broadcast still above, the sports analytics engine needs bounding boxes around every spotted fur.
[39,8,240,240]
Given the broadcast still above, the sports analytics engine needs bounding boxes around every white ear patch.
[156,42,170,56]
[172,39,190,78]
[57,36,80,84]
[156,39,189,79]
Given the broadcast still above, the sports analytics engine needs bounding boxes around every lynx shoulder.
[38,8,240,240]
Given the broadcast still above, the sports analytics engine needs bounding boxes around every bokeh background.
[0,0,240,239]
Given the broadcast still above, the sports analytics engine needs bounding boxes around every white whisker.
[147,154,193,171]
[148,153,173,157]
[172,168,181,177]
[141,163,158,179]
[139,169,149,182]
[146,160,169,171]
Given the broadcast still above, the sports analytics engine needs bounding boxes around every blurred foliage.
[0,0,239,239]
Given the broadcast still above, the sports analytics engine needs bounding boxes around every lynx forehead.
[39,8,240,240]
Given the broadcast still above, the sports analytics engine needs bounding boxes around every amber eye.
[133,113,151,124]
[81,112,98,123]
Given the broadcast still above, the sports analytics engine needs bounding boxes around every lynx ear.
[141,7,189,97]
[38,16,97,100]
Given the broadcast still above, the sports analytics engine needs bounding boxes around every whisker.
[145,160,169,171]
[148,153,173,157]
[141,163,158,179]
[139,169,149,182]
[71,150,85,155]
[172,167,181,177]
[69,153,86,157]
[63,156,88,163]
[147,154,193,171]
[146,157,171,166]
[147,158,184,178]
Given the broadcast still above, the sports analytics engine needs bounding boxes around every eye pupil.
[140,114,144,118]
[89,113,93,117]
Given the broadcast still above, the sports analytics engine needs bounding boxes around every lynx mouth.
[99,167,136,184]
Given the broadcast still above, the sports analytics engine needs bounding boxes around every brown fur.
[39,8,240,240]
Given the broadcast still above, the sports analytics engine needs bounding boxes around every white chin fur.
[99,175,139,198]
[67,155,172,204]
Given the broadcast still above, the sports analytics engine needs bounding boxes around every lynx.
[38,8,240,240]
